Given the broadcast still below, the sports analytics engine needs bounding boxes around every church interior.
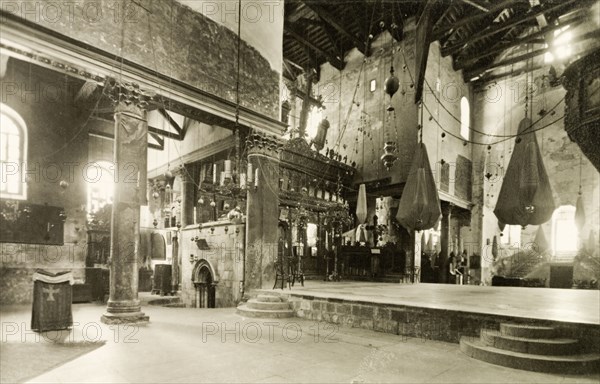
[0,0,599,382]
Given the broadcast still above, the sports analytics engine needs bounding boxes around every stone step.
[460,338,600,374]
[480,329,581,356]
[147,297,182,307]
[256,294,284,303]
[236,305,294,319]
[246,299,290,311]
[500,323,556,339]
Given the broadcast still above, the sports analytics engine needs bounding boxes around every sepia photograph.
[0,0,599,383]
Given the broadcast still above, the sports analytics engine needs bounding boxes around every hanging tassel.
[356,184,368,224]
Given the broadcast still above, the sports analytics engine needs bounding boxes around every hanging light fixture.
[356,183,368,224]
[494,50,555,228]
[396,142,441,232]
[381,23,399,171]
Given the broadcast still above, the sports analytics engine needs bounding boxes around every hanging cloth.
[575,195,586,232]
[494,118,555,227]
[396,143,441,231]
[356,184,368,224]
[534,226,549,254]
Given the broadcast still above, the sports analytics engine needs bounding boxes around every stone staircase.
[236,292,294,318]
[460,323,600,374]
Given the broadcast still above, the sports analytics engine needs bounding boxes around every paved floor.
[272,282,600,324]
[1,302,599,383]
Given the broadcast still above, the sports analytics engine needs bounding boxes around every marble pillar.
[101,82,152,324]
[244,133,282,291]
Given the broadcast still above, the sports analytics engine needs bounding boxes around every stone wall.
[180,220,245,308]
[278,293,600,348]
[0,63,88,304]
[3,0,281,120]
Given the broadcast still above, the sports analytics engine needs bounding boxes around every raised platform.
[255,282,600,347]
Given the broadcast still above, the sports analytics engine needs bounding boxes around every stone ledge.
[100,312,150,325]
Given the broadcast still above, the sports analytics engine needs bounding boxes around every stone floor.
[1,301,599,383]
[273,282,600,324]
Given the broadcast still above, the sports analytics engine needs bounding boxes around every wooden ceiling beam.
[284,22,345,71]
[158,108,183,138]
[454,15,585,70]
[464,47,547,80]
[464,29,600,80]
[301,1,370,57]
[441,0,579,57]
[432,0,518,41]
[460,0,489,13]
[297,17,343,59]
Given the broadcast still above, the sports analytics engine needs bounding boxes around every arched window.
[552,205,578,258]
[0,104,27,200]
[460,96,470,140]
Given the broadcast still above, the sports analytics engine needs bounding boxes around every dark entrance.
[193,262,216,308]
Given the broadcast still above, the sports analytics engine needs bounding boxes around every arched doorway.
[192,260,216,308]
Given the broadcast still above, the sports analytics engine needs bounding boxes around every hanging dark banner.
[396,142,441,231]
[494,118,556,227]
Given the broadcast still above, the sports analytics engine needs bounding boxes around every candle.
[247,163,253,183]
[220,171,225,186]
[224,160,232,176]
[212,164,217,184]
[254,168,259,187]
[240,173,246,188]
[193,207,197,224]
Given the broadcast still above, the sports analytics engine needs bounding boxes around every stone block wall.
[180,220,245,308]
[4,0,281,119]
[279,293,600,348]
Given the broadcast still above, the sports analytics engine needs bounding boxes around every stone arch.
[191,259,217,308]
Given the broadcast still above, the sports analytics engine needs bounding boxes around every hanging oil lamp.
[381,65,399,170]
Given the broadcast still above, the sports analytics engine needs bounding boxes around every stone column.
[439,202,453,284]
[101,82,153,324]
[245,133,282,291]
[179,165,197,227]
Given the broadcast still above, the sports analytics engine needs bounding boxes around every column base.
[101,312,149,325]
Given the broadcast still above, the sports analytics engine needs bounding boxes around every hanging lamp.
[493,118,555,228]
[381,23,399,170]
[356,183,368,224]
[395,142,441,231]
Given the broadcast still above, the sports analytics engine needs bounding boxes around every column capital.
[105,78,156,113]
[246,132,284,159]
